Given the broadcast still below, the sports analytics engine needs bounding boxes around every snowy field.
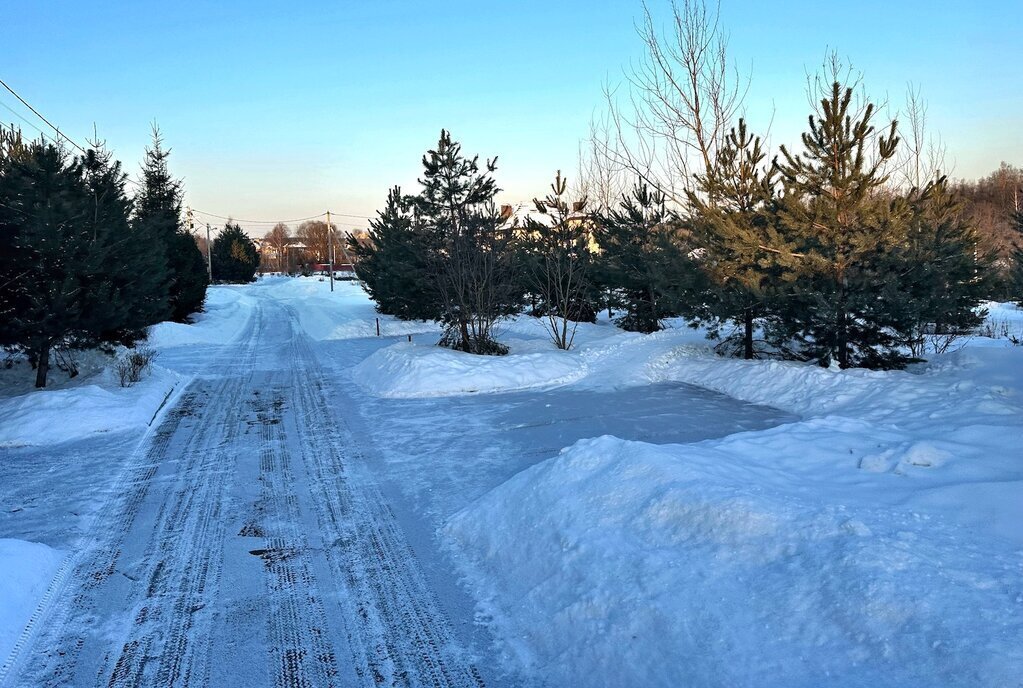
[0,276,1020,687]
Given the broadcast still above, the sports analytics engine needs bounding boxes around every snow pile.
[445,325,1023,686]
[353,343,587,398]
[0,539,65,661]
[0,364,181,447]
[651,345,1020,422]
[446,435,1023,687]
[146,286,254,348]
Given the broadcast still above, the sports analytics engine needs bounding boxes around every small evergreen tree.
[887,178,995,356]
[0,138,141,387]
[593,184,705,333]
[211,222,259,282]
[517,171,597,349]
[351,186,442,320]
[414,130,522,353]
[0,141,93,387]
[78,144,152,345]
[773,81,909,369]
[133,127,206,322]
[687,119,792,358]
[1011,210,1023,306]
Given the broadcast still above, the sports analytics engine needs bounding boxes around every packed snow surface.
[0,539,64,661]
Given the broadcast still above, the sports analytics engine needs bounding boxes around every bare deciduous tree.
[897,84,949,190]
[594,0,748,205]
[296,220,340,264]
[262,222,290,272]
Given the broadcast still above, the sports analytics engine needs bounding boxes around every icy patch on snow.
[0,364,181,447]
[445,435,1023,687]
[0,539,64,662]
[353,343,587,398]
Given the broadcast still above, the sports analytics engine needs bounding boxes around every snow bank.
[147,286,254,348]
[353,343,587,397]
[0,364,182,447]
[444,312,1023,685]
[651,344,1021,423]
[0,539,65,662]
[446,435,1023,687]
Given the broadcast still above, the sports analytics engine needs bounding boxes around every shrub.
[116,346,157,387]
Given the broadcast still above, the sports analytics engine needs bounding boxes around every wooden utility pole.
[206,223,213,281]
[327,210,334,292]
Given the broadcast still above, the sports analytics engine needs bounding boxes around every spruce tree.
[78,144,150,345]
[133,127,206,322]
[211,222,259,282]
[593,184,704,333]
[773,81,909,369]
[351,186,442,321]
[0,138,129,386]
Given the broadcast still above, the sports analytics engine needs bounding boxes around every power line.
[0,77,86,154]
[0,77,374,224]
[327,210,374,220]
[0,98,53,143]
[191,209,329,224]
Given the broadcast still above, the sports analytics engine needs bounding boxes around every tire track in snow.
[5,305,266,688]
[286,322,486,688]
[249,386,343,688]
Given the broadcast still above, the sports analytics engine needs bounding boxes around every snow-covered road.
[2,295,490,687]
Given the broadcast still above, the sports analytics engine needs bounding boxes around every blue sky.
[4,1,1020,233]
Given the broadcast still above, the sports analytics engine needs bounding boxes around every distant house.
[499,202,599,252]
[256,237,308,273]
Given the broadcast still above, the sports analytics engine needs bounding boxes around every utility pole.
[205,223,213,281]
[327,210,334,292]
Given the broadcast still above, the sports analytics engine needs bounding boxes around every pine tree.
[687,119,791,358]
[517,171,597,349]
[886,178,995,356]
[773,81,909,369]
[133,127,206,322]
[593,183,705,333]
[1011,209,1023,306]
[350,186,442,320]
[211,222,259,282]
[414,130,522,353]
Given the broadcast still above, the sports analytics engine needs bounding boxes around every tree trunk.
[743,306,754,360]
[34,341,50,389]
[836,269,849,369]
[459,318,471,352]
